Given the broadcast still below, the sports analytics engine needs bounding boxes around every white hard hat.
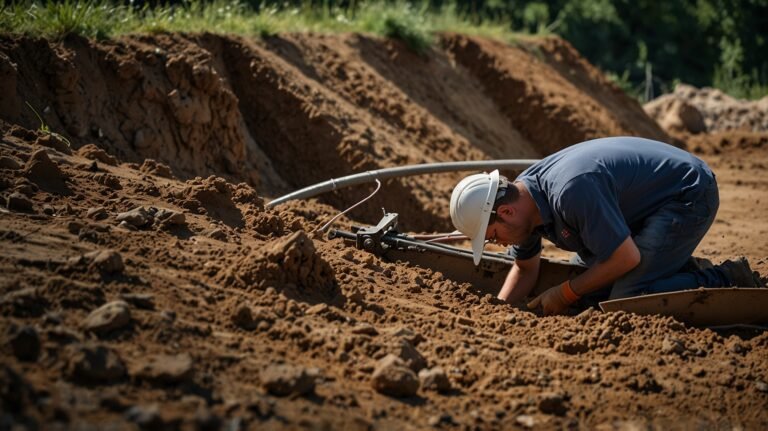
[450,170,500,265]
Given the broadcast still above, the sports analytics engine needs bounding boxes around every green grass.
[1,1,763,99]
[0,0,517,52]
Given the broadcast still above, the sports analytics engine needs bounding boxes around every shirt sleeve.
[557,173,631,262]
[508,233,542,260]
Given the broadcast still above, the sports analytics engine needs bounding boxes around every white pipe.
[266,159,538,208]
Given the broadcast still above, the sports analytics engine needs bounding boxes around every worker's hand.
[527,283,573,316]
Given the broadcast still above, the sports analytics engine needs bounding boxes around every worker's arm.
[528,236,640,315]
[497,252,540,304]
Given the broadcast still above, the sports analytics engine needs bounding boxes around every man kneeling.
[449,137,764,315]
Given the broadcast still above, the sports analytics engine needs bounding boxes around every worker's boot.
[719,257,766,287]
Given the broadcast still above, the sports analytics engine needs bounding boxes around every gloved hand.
[527,281,579,316]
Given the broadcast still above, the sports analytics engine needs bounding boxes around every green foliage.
[1,0,766,99]
[25,102,72,149]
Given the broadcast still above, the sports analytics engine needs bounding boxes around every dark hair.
[488,183,520,225]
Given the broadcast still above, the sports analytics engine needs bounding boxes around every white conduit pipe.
[266,159,539,208]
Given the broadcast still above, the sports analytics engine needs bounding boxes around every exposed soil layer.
[1,33,767,430]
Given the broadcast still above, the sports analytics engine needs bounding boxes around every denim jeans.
[574,175,728,300]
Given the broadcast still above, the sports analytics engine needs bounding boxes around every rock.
[389,326,425,346]
[370,354,419,398]
[94,173,122,190]
[35,133,72,154]
[232,305,257,330]
[125,404,164,430]
[305,303,328,315]
[392,339,427,372]
[0,287,48,317]
[515,415,535,428]
[23,149,69,194]
[726,339,747,354]
[662,337,686,355]
[140,159,174,178]
[351,323,378,336]
[82,300,131,335]
[6,192,33,212]
[756,381,768,393]
[84,249,125,274]
[65,343,126,384]
[78,144,118,166]
[418,367,451,393]
[207,228,227,241]
[538,392,567,415]
[42,204,55,215]
[131,353,194,384]
[9,326,41,362]
[119,293,155,310]
[347,286,365,303]
[86,207,108,220]
[0,156,22,170]
[428,413,454,427]
[116,206,153,228]
[67,221,84,234]
[155,208,185,227]
[261,364,316,397]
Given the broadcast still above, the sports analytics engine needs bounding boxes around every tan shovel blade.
[599,288,768,327]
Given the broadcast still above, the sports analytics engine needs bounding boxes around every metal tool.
[328,213,586,297]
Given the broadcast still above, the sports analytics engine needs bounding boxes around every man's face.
[484,204,532,246]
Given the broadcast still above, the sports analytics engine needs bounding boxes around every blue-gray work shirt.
[510,137,715,263]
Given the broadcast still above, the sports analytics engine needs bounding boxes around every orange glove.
[527,280,580,316]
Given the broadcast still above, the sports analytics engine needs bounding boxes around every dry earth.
[1,32,767,430]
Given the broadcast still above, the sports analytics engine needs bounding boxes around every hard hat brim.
[470,170,500,265]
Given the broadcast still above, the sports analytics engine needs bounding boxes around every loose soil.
[1,32,766,430]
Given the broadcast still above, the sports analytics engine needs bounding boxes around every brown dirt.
[1,32,766,430]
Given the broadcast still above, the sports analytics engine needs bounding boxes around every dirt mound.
[442,34,672,155]
[219,230,336,294]
[645,83,768,133]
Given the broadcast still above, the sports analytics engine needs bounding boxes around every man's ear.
[497,203,516,219]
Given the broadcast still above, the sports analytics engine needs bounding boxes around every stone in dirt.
[86,206,108,220]
[84,249,125,274]
[662,337,686,356]
[65,343,126,384]
[8,325,41,362]
[418,367,451,393]
[0,156,22,170]
[35,133,72,154]
[232,304,258,330]
[207,228,227,241]
[0,287,48,317]
[116,206,153,228]
[390,339,427,372]
[371,354,420,398]
[6,192,33,212]
[130,353,194,384]
[23,149,69,194]
[154,208,186,227]
[119,293,155,310]
[538,392,567,416]
[351,323,378,336]
[78,144,117,166]
[125,404,164,429]
[261,363,317,397]
[140,158,174,178]
[82,300,131,335]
